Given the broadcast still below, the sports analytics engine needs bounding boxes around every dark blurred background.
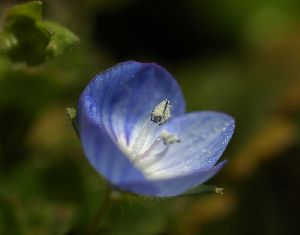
[0,0,299,234]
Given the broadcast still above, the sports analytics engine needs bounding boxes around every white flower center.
[118,99,180,178]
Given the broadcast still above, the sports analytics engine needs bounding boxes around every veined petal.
[119,161,227,196]
[77,96,151,186]
[79,61,185,148]
[145,111,234,179]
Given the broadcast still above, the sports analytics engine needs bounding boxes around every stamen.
[129,99,178,170]
[131,99,172,157]
[151,99,171,125]
[160,130,181,145]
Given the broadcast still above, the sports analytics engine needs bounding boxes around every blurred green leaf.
[0,1,79,65]
[37,21,80,59]
[38,158,85,202]
[0,199,21,235]
[0,56,10,74]
[0,71,59,112]
[104,200,170,235]
[4,1,42,21]
[1,16,51,65]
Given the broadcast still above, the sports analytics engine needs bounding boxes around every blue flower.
[77,61,235,197]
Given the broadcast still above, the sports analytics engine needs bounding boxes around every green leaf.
[37,21,80,59]
[0,1,79,66]
[4,1,42,21]
[0,31,18,52]
[1,17,51,65]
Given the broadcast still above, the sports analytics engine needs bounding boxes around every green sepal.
[66,107,79,137]
[179,184,224,197]
[108,184,224,201]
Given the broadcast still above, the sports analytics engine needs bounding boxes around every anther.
[160,130,181,145]
[151,99,171,125]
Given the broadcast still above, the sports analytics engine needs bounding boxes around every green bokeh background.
[0,0,299,234]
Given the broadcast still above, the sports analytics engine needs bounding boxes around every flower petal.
[119,161,227,196]
[77,95,151,186]
[145,111,234,179]
[79,61,185,147]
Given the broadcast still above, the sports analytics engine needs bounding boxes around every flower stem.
[85,183,113,235]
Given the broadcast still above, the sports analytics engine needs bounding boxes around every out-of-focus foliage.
[0,0,299,235]
[0,1,79,65]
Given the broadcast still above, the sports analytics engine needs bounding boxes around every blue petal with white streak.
[145,111,235,179]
